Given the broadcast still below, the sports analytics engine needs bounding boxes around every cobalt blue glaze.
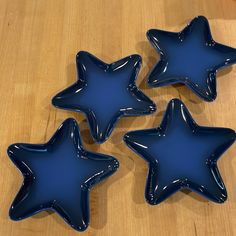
[147,16,236,101]
[52,51,156,143]
[124,99,235,204]
[7,118,119,231]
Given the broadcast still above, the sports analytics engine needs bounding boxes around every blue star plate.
[147,16,236,101]
[52,51,156,143]
[124,99,235,204]
[8,118,119,231]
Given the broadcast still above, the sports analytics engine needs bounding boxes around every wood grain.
[0,0,236,235]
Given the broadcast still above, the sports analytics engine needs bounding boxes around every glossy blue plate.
[124,99,235,204]
[147,16,236,101]
[8,118,119,231]
[52,51,156,143]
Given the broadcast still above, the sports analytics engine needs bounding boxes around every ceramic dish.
[52,51,156,143]
[147,16,236,101]
[124,99,235,204]
[8,118,119,231]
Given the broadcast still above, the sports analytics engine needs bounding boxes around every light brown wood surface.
[0,0,236,235]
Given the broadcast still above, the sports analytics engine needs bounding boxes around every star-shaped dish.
[52,51,156,143]
[124,99,235,204]
[147,16,236,101]
[8,118,119,231]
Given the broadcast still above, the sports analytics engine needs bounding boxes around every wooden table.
[0,0,236,235]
